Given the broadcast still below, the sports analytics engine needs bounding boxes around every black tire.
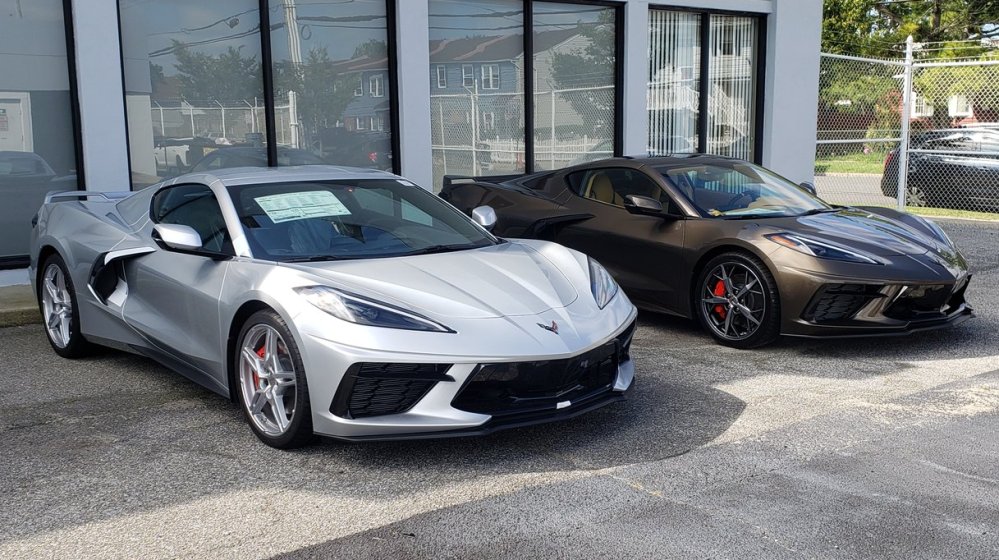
[234,310,314,449]
[37,254,93,358]
[694,251,781,349]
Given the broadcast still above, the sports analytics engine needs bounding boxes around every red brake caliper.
[253,345,266,389]
[712,280,727,320]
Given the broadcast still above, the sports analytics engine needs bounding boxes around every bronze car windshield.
[656,162,832,218]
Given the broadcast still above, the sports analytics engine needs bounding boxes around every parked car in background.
[0,151,77,259]
[317,129,392,169]
[443,155,972,348]
[0,151,57,181]
[189,147,327,173]
[152,137,218,173]
[30,166,636,447]
[881,127,999,211]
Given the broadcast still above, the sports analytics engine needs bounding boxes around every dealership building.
[0,0,821,266]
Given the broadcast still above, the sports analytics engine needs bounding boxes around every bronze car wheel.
[696,252,780,349]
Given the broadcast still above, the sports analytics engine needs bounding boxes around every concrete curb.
[0,285,40,328]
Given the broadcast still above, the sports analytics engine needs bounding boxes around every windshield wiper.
[402,243,481,256]
[721,213,791,220]
[800,208,840,216]
[283,255,346,263]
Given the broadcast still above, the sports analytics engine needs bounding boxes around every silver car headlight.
[588,257,619,309]
[765,233,882,265]
[294,286,454,332]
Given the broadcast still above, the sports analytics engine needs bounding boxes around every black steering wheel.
[721,191,756,211]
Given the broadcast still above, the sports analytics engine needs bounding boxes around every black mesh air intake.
[331,363,453,419]
[884,278,968,321]
[451,320,635,417]
[802,284,884,323]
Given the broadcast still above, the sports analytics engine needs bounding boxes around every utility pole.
[283,0,303,66]
[897,36,914,211]
[283,0,302,148]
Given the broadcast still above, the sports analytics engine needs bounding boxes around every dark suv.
[881,127,999,211]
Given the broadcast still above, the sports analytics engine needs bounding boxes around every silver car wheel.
[239,324,298,437]
[41,263,73,348]
[907,185,929,208]
[701,262,766,341]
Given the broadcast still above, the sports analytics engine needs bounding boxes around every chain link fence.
[430,85,614,188]
[816,47,999,217]
[147,99,293,175]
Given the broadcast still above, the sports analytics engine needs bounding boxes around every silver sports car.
[30,166,637,448]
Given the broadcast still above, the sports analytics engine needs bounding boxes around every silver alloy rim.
[701,262,766,341]
[907,186,928,207]
[41,263,72,348]
[239,325,298,437]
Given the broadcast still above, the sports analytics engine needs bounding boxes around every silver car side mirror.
[471,205,498,232]
[153,223,203,252]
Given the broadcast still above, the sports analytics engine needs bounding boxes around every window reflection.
[270,0,393,171]
[0,0,79,258]
[648,10,700,156]
[429,0,526,189]
[708,15,758,160]
[119,0,267,189]
[532,2,617,170]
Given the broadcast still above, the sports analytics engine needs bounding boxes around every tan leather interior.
[586,173,623,205]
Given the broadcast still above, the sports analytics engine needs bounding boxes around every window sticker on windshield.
[396,180,415,187]
[254,191,350,223]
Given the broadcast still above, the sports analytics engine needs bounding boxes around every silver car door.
[121,183,233,393]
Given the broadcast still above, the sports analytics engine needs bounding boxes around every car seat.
[586,173,623,205]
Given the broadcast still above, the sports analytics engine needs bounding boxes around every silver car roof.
[174,165,404,189]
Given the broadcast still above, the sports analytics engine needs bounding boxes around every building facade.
[0,0,822,265]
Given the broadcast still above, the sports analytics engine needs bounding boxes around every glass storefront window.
[0,0,80,258]
[707,14,758,161]
[269,0,393,171]
[532,2,617,171]
[647,9,759,162]
[428,0,525,189]
[119,0,267,189]
[648,10,700,156]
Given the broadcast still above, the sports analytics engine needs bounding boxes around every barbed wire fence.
[816,38,999,216]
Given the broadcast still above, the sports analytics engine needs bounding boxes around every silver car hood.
[281,241,580,319]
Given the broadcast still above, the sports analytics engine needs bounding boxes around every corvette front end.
[770,245,973,338]
[295,311,637,440]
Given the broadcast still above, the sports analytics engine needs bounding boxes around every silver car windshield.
[658,162,832,219]
[228,180,497,261]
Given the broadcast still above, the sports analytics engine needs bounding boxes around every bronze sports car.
[441,156,973,348]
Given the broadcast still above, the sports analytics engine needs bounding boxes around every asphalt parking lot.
[1,219,998,559]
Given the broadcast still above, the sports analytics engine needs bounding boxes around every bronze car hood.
[766,208,957,258]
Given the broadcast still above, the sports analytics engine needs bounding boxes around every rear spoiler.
[442,174,524,189]
[44,191,132,204]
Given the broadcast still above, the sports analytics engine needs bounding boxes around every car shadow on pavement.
[636,306,999,364]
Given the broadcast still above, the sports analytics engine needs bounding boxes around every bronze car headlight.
[295,286,454,332]
[588,257,619,309]
[915,215,954,247]
[765,233,883,265]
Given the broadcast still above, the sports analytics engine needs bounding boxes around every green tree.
[274,47,359,138]
[549,12,616,136]
[172,42,262,102]
[821,1,999,132]
[822,0,999,57]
